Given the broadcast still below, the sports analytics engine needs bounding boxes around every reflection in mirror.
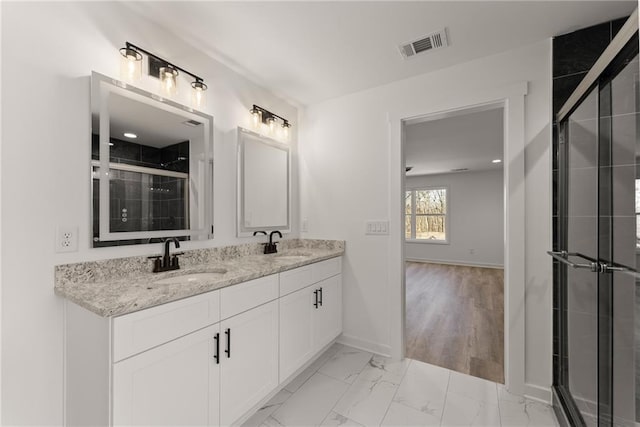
[91,72,213,247]
[237,128,290,236]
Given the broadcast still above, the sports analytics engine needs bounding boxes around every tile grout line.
[438,370,452,427]
[325,351,375,423]
[379,358,413,425]
[495,383,503,427]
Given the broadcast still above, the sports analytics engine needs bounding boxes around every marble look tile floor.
[243,344,558,427]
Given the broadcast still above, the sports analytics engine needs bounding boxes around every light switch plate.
[365,220,389,235]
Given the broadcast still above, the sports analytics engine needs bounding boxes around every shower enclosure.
[551,12,639,426]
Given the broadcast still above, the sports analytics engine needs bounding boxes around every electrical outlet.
[56,226,78,253]
[302,218,308,232]
[469,248,475,255]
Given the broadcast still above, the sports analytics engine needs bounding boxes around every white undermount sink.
[153,269,227,286]
[274,252,312,261]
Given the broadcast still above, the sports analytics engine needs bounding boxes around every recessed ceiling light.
[492,159,502,163]
[124,132,137,139]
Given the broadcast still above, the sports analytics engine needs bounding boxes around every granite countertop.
[54,239,344,318]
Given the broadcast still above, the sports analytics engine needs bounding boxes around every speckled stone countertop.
[54,239,344,317]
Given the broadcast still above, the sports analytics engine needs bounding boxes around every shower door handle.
[598,263,635,274]
[547,251,600,272]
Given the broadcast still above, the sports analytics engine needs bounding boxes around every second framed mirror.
[237,127,290,236]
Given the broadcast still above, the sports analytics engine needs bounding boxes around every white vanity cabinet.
[218,276,279,426]
[64,257,342,427]
[112,324,220,426]
[279,258,342,382]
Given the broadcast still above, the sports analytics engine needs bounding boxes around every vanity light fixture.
[119,42,208,108]
[248,104,292,141]
[492,159,502,164]
[119,46,142,82]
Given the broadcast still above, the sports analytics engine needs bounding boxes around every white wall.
[0,3,298,424]
[405,170,504,267]
[300,40,552,398]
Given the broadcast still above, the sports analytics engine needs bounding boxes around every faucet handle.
[147,255,162,273]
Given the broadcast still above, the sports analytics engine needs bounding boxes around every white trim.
[524,383,552,404]
[388,81,528,397]
[405,239,449,245]
[405,257,504,269]
[336,334,392,358]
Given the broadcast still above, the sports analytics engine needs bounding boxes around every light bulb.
[250,108,261,130]
[119,47,142,82]
[282,122,291,142]
[191,80,207,108]
[267,117,276,135]
[159,66,178,96]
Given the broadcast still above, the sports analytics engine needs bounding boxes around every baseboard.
[337,334,391,357]
[524,383,552,404]
[405,257,504,269]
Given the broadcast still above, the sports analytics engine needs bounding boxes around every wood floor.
[405,261,504,384]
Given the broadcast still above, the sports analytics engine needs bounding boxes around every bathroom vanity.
[55,240,344,426]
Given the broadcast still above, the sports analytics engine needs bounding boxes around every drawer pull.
[213,333,220,364]
[225,328,231,358]
[318,287,323,307]
[313,290,319,309]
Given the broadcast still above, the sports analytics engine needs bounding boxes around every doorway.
[552,27,639,426]
[402,106,505,383]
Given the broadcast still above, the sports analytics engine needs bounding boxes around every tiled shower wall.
[551,16,628,386]
[91,135,190,246]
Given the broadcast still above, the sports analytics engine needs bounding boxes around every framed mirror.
[91,72,214,247]
[237,127,290,236]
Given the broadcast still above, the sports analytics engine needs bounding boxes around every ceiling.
[405,107,503,176]
[92,92,203,148]
[126,1,636,105]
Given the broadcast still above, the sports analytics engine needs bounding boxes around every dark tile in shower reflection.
[140,145,161,167]
[553,21,610,77]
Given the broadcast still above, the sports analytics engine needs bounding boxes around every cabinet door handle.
[313,290,319,309]
[213,333,220,364]
[319,287,323,307]
[225,328,231,358]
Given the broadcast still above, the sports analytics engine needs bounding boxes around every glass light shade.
[250,108,261,130]
[159,66,178,96]
[266,117,276,135]
[119,47,142,82]
[281,122,291,142]
[191,81,207,108]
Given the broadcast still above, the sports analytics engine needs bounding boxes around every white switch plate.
[365,220,389,235]
[301,218,308,232]
[56,226,78,253]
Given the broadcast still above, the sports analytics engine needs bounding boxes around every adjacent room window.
[405,187,448,242]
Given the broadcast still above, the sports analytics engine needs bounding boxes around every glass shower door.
[553,43,639,426]
[600,51,639,427]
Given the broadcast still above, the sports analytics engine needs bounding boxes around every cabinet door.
[112,324,220,426]
[313,275,342,351]
[219,300,279,426]
[279,286,315,382]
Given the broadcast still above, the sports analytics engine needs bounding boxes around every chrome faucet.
[148,237,184,273]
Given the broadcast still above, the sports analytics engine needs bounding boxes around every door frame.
[388,82,529,396]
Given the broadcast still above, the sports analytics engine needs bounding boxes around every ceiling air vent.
[399,28,449,59]
[183,119,202,127]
